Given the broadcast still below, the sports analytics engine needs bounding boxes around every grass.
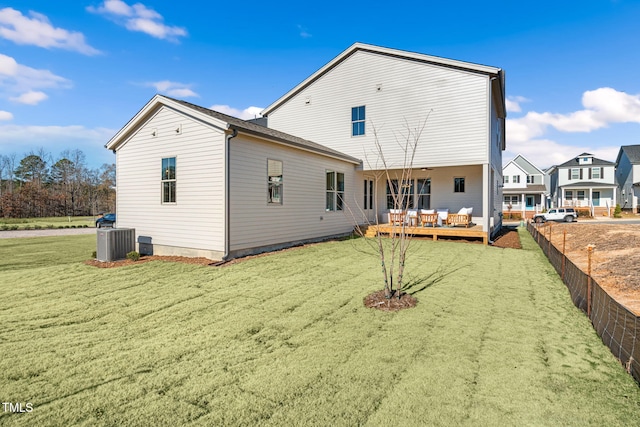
[0,216,94,230]
[1,231,639,426]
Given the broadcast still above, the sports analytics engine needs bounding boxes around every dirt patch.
[364,289,418,312]
[491,226,522,249]
[533,222,640,315]
[84,255,215,268]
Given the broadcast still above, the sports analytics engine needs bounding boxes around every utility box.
[138,235,153,256]
[96,228,135,262]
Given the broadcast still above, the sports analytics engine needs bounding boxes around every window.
[363,179,374,210]
[503,176,509,184]
[454,177,465,193]
[416,179,431,209]
[577,190,585,200]
[161,157,176,203]
[571,168,580,179]
[504,195,519,205]
[565,190,573,200]
[386,179,415,209]
[592,167,601,179]
[326,171,344,211]
[526,175,533,184]
[513,175,520,184]
[351,106,365,136]
[267,159,283,204]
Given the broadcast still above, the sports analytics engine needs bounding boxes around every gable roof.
[106,95,361,164]
[557,154,615,168]
[261,42,506,118]
[505,154,545,175]
[616,145,640,165]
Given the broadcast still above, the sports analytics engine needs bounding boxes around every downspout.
[222,128,238,261]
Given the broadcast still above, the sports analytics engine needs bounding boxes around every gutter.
[222,128,238,261]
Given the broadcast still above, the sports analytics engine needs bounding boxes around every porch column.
[482,163,490,233]
[521,192,525,217]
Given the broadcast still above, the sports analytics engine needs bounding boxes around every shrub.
[10,225,18,230]
[1,225,8,231]
[614,204,622,218]
[126,251,140,262]
[91,250,97,259]
[23,225,32,230]
[83,225,88,228]
[58,225,65,229]
[34,224,42,229]
[46,224,54,229]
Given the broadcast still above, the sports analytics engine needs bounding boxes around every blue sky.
[1,0,639,169]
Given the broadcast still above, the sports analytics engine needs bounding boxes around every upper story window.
[454,177,465,193]
[161,157,176,203]
[351,106,365,136]
[571,168,580,180]
[513,175,520,184]
[267,159,283,204]
[503,176,509,184]
[591,167,601,179]
[526,175,533,184]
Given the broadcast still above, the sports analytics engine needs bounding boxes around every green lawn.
[0,216,95,230]
[1,231,639,426]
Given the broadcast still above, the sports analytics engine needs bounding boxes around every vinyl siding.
[116,106,225,252]
[229,135,357,251]
[557,165,616,186]
[267,50,490,170]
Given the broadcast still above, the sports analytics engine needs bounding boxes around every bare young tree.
[348,115,431,300]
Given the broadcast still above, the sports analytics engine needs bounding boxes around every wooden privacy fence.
[528,222,640,384]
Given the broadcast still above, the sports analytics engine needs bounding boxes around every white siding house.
[106,95,360,259]
[106,43,506,259]
[549,153,617,216]
[502,154,548,218]
[615,145,640,212]
[263,43,506,238]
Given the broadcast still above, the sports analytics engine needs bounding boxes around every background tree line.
[0,148,115,218]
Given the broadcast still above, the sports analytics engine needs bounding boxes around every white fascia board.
[105,95,229,151]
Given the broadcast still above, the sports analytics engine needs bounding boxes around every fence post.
[548,222,552,253]
[562,230,566,280]
[587,244,595,317]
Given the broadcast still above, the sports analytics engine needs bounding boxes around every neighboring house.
[262,43,506,238]
[615,145,640,212]
[106,43,506,259]
[548,153,617,216]
[501,154,548,219]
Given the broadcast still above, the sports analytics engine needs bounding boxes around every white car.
[533,208,578,223]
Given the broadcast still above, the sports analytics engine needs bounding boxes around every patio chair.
[419,209,437,227]
[447,207,473,228]
[388,209,406,225]
[436,208,449,227]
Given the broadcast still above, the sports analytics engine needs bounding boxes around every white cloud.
[10,91,48,105]
[0,7,100,55]
[209,105,264,120]
[88,1,187,42]
[0,125,116,168]
[0,54,70,103]
[0,110,13,121]
[145,80,198,98]
[505,95,529,113]
[297,24,312,38]
[504,88,640,168]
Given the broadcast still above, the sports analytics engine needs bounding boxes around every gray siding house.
[615,145,640,212]
[106,43,506,259]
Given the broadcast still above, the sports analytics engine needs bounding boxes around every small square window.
[454,177,465,193]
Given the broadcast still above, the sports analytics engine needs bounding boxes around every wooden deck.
[365,223,489,244]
